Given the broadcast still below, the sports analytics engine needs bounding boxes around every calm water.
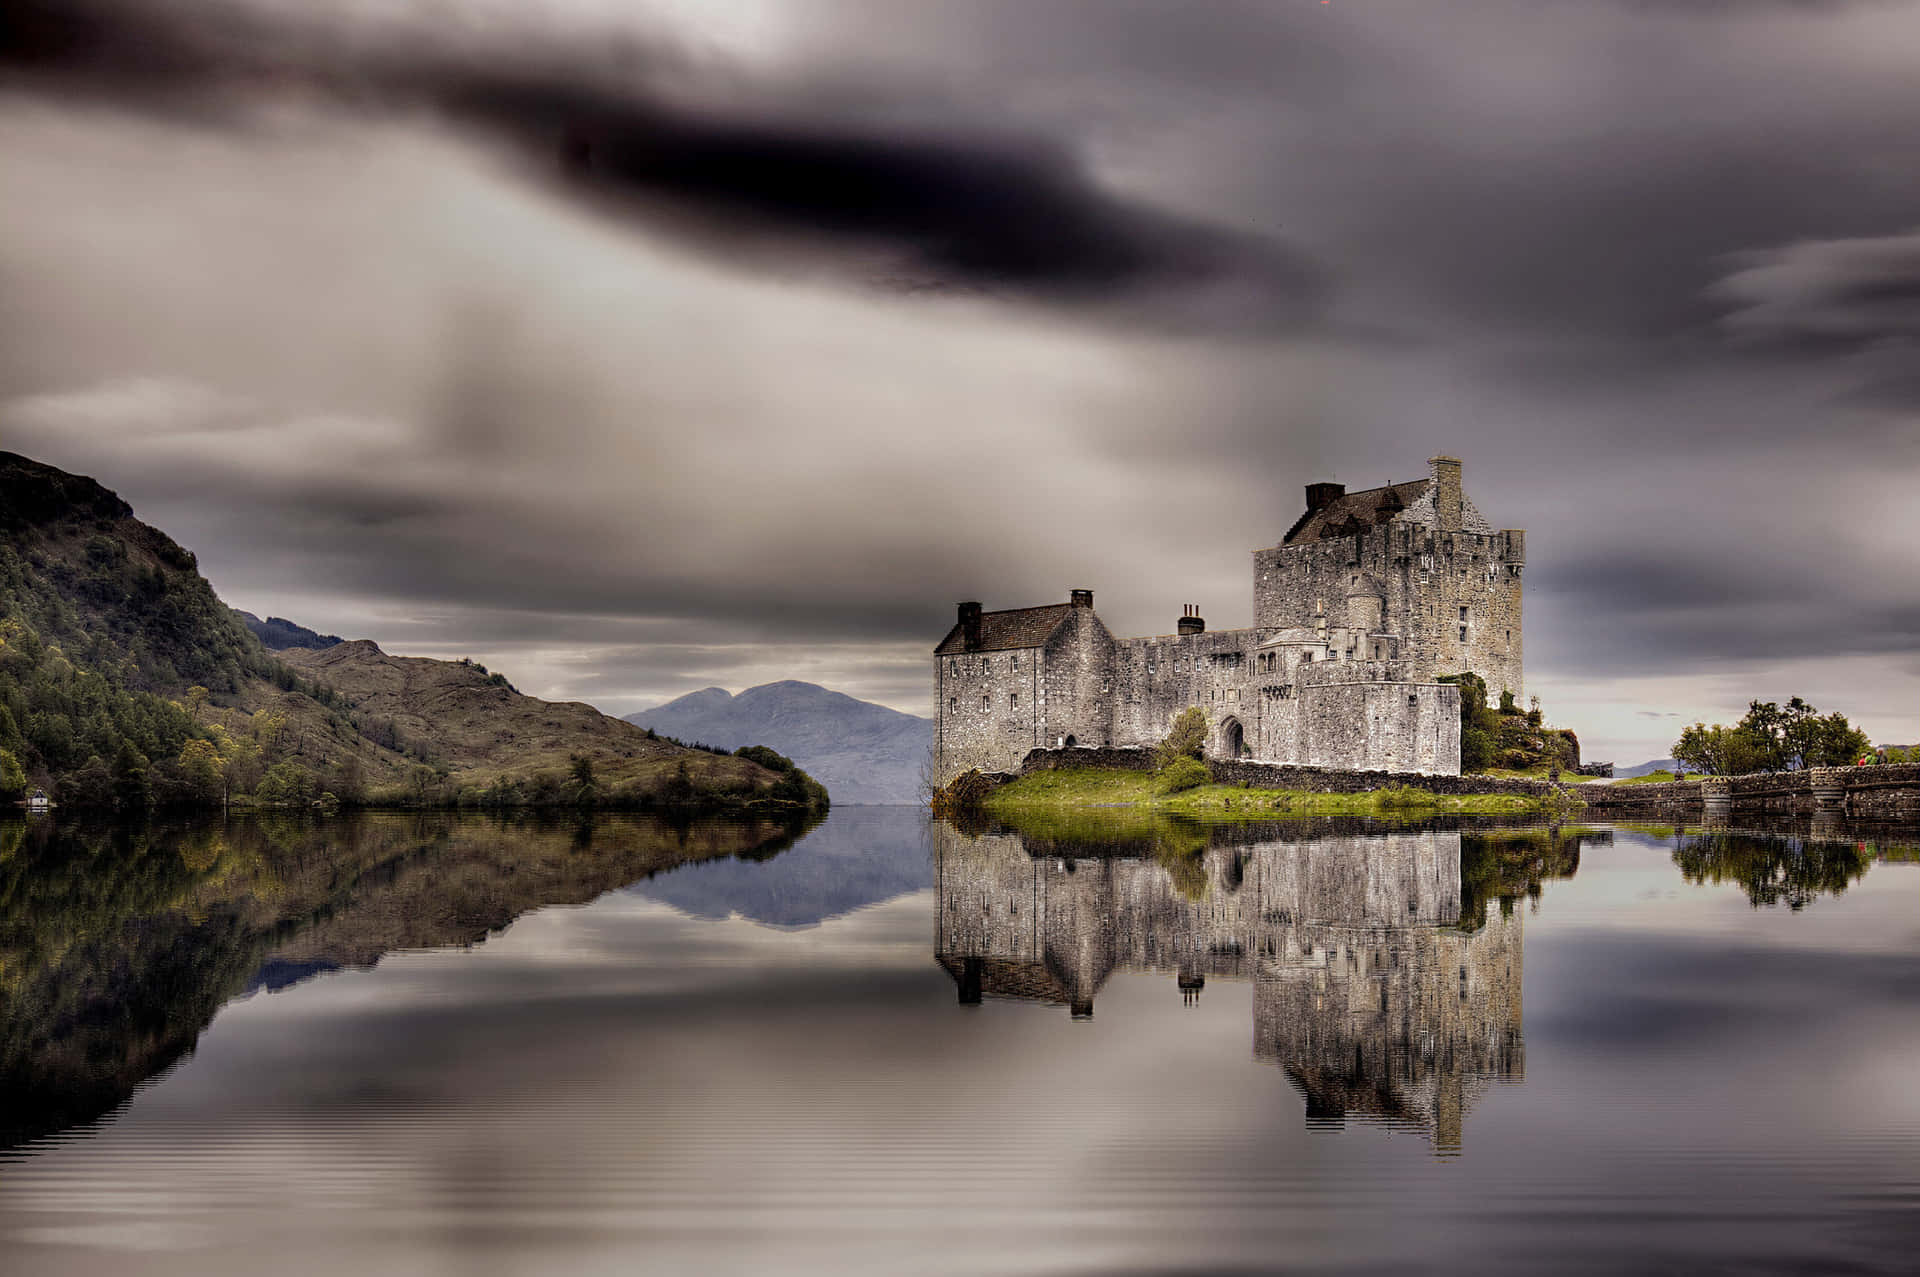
[2,806,1919,1274]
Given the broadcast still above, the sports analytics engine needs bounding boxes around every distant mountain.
[627,681,931,805]
[233,610,343,651]
[632,807,932,927]
[1619,759,1680,778]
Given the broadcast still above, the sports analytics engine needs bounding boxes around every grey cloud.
[9,0,1920,759]
[0,0,1326,332]
[1712,229,1920,350]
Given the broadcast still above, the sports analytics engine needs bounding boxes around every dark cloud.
[0,0,1325,331]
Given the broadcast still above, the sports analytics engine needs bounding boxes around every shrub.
[1153,707,1208,770]
[1157,756,1211,794]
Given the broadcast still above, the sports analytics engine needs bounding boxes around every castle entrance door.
[1219,717,1244,759]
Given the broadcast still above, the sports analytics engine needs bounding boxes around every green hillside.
[0,451,823,813]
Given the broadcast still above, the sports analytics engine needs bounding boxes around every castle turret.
[1178,604,1206,636]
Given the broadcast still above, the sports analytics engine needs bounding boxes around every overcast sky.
[3,0,1918,764]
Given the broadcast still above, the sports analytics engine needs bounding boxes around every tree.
[185,685,210,722]
[735,744,794,773]
[255,760,315,806]
[1807,711,1870,767]
[0,748,25,802]
[1674,722,1742,776]
[405,764,440,806]
[251,708,289,754]
[111,740,149,811]
[1440,672,1499,772]
[176,738,225,806]
[1154,707,1208,770]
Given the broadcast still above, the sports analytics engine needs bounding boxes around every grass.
[1614,770,1686,785]
[981,767,1578,820]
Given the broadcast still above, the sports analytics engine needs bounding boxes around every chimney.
[1429,455,1462,531]
[1177,603,1206,636]
[1069,589,1094,609]
[958,601,983,648]
[1305,481,1345,513]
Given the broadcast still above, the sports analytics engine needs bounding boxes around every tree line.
[1672,698,1874,776]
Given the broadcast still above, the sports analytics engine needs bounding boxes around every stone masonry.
[932,821,1525,1149]
[933,456,1524,779]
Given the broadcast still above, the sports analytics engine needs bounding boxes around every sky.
[2,0,1918,765]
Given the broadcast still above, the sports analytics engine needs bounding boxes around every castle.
[933,455,1524,778]
[933,821,1551,1149]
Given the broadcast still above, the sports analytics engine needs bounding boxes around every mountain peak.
[623,681,931,804]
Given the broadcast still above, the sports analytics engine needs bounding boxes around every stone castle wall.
[934,457,1519,780]
[932,821,1524,1147]
[1253,524,1524,704]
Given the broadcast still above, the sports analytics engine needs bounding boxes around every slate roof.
[1281,479,1430,546]
[934,603,1078,655]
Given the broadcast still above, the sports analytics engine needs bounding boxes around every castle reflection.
[934,819,1596,1151]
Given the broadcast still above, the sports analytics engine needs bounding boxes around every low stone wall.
[1583,764,1920,817]
[1009,749,1920,816]
[1016,747,1559,798]
[1018,745,1157,774]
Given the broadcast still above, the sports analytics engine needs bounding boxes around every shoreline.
[978,767,1582,820]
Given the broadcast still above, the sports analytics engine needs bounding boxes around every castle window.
[949,697,958,713]
[1011,654,1018,669]
[1010,692,1018,708]
[1459,606,1468,621]
[981,695,989,712]
[1408,694,1418,707]
[1458,626,1468,642]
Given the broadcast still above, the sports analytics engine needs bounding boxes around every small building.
[932,455,1524,779]
[25,788,51,811]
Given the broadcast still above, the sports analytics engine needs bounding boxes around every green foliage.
[1457,828,1586,931]
[0,748,24,802]
[1674,698,1872,775]
[1673,831,1870,909]
[254,761,316,807]
[1153,707,1208,770]
[1440,672,1500,772]
[1156,756,1211,794]
[734,744,795,773]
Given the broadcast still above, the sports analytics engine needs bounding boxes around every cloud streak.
[0,0,1325,331]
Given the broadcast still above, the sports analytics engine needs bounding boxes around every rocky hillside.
[627,681,931,804]
[0,450,817,811]
[280,641,786,802]
[234,611,343,651]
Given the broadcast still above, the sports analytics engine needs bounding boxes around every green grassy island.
[977,767,1579,820]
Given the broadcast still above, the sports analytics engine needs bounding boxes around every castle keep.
[933,455,1524,778]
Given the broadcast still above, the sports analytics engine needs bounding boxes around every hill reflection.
[933,817,1593,1151]
[0,811,816,1150]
